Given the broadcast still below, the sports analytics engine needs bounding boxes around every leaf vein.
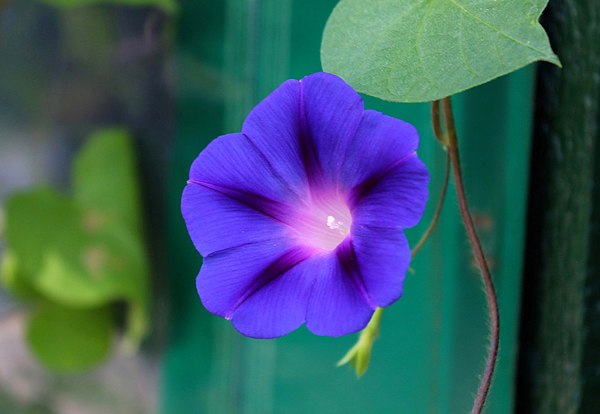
[447,0,548,55]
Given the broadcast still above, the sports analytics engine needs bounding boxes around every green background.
[162,0,534,413]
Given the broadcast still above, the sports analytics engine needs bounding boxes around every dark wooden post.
[518,0,600,412]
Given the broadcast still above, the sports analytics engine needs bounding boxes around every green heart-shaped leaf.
[321,0,560,102]
[27,303,112,373]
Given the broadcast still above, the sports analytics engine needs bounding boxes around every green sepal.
[338,307,384,377]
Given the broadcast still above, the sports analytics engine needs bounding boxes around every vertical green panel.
[161,1,226,413]
[162,1,534,413]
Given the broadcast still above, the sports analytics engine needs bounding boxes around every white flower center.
[326,215,350,235]
[296,195,352,250]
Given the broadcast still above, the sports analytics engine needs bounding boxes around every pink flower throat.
[294,193,352,250]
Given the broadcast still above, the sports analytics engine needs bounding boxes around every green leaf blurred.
[26,303,113,373]
[5,187,80,279]
[36,0,178,15]
[73,127,143,236]
[72,127,150,347]
[0,250,40,300]
[5,187,147,308]
[321,0,560,102]
[2,128,150,371]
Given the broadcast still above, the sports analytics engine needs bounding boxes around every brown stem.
[431,100,448,146]
[411,150,451,259]
[439,97,500,414]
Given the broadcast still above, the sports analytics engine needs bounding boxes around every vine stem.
[411,150,451,259]
[409,99,453,259]
[436,97,500,414]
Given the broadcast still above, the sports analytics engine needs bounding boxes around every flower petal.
[351,225,410,307]
[181,184,296,256]
[229,254,321,339]
[348,154,429,229]
[305,240,376,337]
[197,238,316,321]
[241,80,308,197]
[340,109,420,192]
[298,73,364,188]
[242,73,364,196]
[188,132,303,206]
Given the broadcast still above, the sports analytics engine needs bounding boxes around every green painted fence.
[162,1,534,413]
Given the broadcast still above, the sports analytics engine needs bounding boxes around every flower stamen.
[293,195,352,250]
[327,215,350,236]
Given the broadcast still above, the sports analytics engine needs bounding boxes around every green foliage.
[0,128,150,372]
[36,0,178,15]
[0,251,40,300]
[74,128,143,235]
[27,304,112,373]
[5,188,79,279]
[321,0,560,102]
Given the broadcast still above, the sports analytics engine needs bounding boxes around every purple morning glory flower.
[181,72,429,339]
